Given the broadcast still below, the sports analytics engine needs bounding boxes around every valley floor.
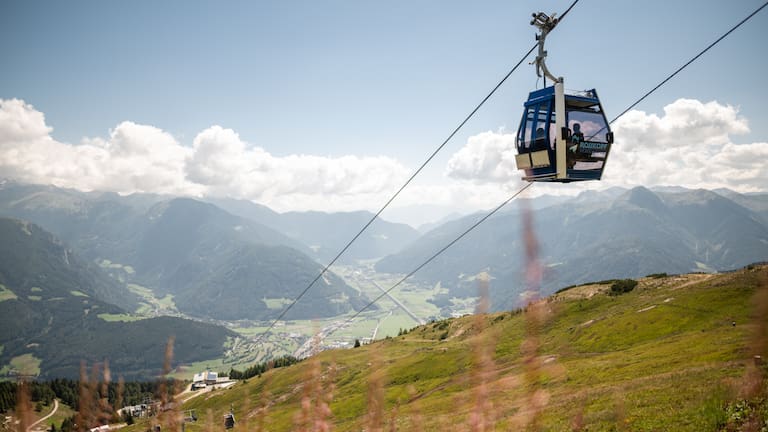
[166,261,477,379]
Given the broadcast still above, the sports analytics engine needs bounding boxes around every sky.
[1,0,767,227]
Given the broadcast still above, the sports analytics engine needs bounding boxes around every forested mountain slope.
[0,217,235,379]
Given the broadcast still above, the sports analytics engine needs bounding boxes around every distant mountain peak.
[687,188,723,200]
[147,197,226,222]
[619,186,667,212]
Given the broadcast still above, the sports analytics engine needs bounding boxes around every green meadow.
[119,266,767,431]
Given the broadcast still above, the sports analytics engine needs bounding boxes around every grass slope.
[122,266,768,431]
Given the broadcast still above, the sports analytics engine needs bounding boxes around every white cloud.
[0,99,200,195]
[1,97,765,219]
[607,99,765,192]
[0,99,410,211]
[185,125,410,210]
[0,99,52,142]
[83,121,200,195]
[445,130,521,183]
[444,98,767,194]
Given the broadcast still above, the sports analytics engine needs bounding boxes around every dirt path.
[672,273,715,290]
[179,382,237,403]
[177,382,217,403]
[27,398,58,432]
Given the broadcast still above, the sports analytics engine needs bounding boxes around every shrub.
[610,279,638,295]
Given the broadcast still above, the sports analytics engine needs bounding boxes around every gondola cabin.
[224,411,235,429]
[515,82,613,182]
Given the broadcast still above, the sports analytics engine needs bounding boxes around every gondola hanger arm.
[531,11,563,84]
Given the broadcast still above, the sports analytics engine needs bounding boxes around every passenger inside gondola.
[569,123,584,152]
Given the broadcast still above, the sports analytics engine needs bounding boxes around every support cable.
[330,182,533,338]
[255,0,581,344]
[329,0,768,343]
[609,0,768,126]
[254,47,536,343]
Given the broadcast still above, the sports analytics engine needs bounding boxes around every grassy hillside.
[121,266,767,431]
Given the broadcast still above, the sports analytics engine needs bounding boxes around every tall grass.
[725,267,768,430]
[14,380,31,432]
[513,205,549,430]
[745,269,768,397]
[294,335,334,431]
[156,336,181,431]
[365,343,385,432]
[466,275,497,431]
[405,385,424,431]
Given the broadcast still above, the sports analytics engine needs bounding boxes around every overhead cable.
[609,0,768,125]
[254,25,551,343]
[334,182,533,332]
[333,0,768,341]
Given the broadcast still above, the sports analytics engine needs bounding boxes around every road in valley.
[368,279,425,325]
[292,319,350,359]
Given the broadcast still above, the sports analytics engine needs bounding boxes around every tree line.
[0,379,174,414]
[225,355,300,380]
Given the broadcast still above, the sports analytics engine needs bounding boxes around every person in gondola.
[569,123,584,151]
[567,122,585,167]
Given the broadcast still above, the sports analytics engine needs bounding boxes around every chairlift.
[224,407,235,429]
[515,11,613,182]
[183,409,197,422]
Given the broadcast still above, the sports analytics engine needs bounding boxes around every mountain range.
[0,182,373,321]
[3,181,766,319]
[205,197,419,263]
[375,186,768,311]
[1,179,767,379]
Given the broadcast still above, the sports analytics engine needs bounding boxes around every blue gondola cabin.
[515,83,613,182]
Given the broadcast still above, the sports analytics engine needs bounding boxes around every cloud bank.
[608,99,765,192]
[0,97,765,216]
[0,99,409,211]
